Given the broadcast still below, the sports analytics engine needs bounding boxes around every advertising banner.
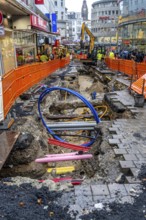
[52,13,57,33]
[30,15,48,32]
[35,0,44,4]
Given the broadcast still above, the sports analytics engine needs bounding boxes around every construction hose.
[38,87,100,147]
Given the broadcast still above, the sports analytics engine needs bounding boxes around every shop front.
[13,30,36,66]
[0,11,16,75]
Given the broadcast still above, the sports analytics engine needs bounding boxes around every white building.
[53,0,68,40]
[67,12,83,42]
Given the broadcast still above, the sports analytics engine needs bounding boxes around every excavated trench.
[0,61,133,184]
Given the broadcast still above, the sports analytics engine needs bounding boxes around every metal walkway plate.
[0,131,20,170]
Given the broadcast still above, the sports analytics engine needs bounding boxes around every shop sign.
[30,15,48,32]
[122,40,130,45]
[0,11,3,25]
[35,0,44,4]
[0,26,5,36]
[52,13,57,32]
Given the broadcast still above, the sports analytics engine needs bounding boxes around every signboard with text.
[30,15,48,32]
[35,0,44,4]
[52,13,57,32]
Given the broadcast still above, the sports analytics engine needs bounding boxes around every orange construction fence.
[75,54,87,59]
[105,58,146,79]
[2,57,70,118]
[131,74,146,99]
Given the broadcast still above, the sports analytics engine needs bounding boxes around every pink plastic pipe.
[35,154,93,163]
[45,152,79,157]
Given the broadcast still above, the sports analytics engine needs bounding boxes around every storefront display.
[13,30,36,66]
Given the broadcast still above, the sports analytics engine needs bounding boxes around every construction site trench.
[1,60,146,220]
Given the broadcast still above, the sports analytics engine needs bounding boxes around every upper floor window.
[55,11,58,19]
[55,1,57,6]
[61,12,64,20]
[61,0,63,7]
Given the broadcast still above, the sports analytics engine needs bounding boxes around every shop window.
[16,47,35,66]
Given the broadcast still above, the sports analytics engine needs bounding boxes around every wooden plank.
[0,131,20,170]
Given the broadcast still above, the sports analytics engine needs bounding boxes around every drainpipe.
[0,76,4,122]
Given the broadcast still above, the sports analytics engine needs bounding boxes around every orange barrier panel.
[131,73,146,98]
[105,58,137,78]
[137,63,146,78]
[2,58,70,118]
[76,54,87,60]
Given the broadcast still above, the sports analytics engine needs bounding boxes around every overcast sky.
[65,0,95,19]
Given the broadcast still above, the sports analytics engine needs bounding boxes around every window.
[61,12,64,20]
[55,11,58,19]
[61,0,63,7]
[55,1,57,6]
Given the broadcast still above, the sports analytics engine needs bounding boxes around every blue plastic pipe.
[38,87,100,147]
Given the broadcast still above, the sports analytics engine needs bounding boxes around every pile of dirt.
[0,177,75,220]
[80,165,146,220]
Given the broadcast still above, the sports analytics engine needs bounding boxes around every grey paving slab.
[108,184,127,198]
[93,195,111,203]
[118,196,134,204]
[126,176,141,184]
[109,139,121,145]
[75,185,92,196]
[130,167,140,177]
[133,161,146,169]
[91,185,110,196]
[112,135,123,139]
[108,127,118,134]
[114,148,128,155]
[124,184,142,194]
[123,154,138,161]
[120,161,135,173]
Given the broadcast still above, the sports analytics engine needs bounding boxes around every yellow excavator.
[80,22,97,65]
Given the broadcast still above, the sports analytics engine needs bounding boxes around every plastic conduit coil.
[38,87,100,147]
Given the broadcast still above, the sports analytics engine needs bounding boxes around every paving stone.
[130,167,140,177]
[93,195,111,203]
[109,139,121,145]
[126,148,140,154]
[75,185,92,196]
[108,128,118,134]
[124,184,142,194]
[108,184,127,198]
[75,195,93,209]
[114,149,127,156]
[119,196,134,204]
[91,185,110,196]
[133,161,146,169]
[136,153,146,160]
[116,143,129,148]
[125,176,141,184]
[123,154,138,161]
[119,161,135,173]
[112,135,123,139]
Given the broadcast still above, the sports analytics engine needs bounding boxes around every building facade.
[81,0,88,21]
[118,0,146,51]
[53,0,69,40]
[0,0,58,75]
[91,0,120,43]
[67,12,83,42]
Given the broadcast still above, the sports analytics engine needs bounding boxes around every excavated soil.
[0,62,141,220]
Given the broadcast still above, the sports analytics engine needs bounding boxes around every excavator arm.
[80,22,95,54]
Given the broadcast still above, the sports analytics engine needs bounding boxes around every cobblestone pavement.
[58,85,146,219]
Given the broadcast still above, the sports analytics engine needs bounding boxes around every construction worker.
[97,49,103,67]
[109,50,115,59]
